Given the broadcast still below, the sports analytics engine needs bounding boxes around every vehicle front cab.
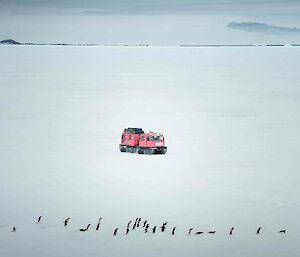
[138,132,167,154]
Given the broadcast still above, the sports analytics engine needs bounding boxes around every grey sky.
[0,0,300,44]
[1,0,300,14]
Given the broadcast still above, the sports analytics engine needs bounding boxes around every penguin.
[37,216,42,224]
[79,224,90,232]
[12,227,16,232]
[278,230,286,233]
[113,228,118,236]
[132,218,138,230]
[208,230,216,234]
[172,227,176,235]
[96,223,100,231]
[256,227,262,235]
[127,220,132,227]
[133,222,137,230]
[152,226,156,234]
[144,223,150,233]
[195,231,203,235]
[64,217,70,227]
[188,228,193,235]
[161,222,167,232]
[126,227,130,235]
[229,227,234,235]
[137,218,141,227]
[98,218,102,223]
[143,220,148,227]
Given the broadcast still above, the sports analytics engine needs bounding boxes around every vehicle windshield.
[153,135,163,141]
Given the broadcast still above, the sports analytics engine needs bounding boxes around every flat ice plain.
[0,45,299,257]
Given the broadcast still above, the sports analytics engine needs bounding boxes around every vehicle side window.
[122,135,125,140]
[141,136,144,141]
[129,135,132,140]
[146,137,150,141]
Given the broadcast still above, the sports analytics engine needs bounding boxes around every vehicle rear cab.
[119,128,144,153]
[138,132,167,154]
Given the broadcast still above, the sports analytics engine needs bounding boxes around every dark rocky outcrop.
[0,39,21,45]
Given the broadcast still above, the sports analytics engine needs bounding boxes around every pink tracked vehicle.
[119,128,167,154]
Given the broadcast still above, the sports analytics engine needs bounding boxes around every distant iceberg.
[227,22,300,35]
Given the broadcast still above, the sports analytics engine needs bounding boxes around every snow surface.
[0,45,299,257]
